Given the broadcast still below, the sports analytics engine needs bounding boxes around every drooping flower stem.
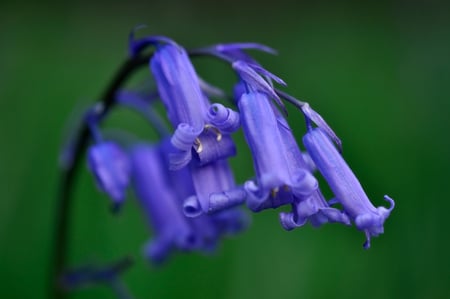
[51,45,240,298]
[50,53,151,299]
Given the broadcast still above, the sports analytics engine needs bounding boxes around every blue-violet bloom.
[273,110,350,229]
[130,143,197,264]
[87,142,131,210]
[236,90,317,212]
[151,41,238,169]
[303,127,394,248]
[159,138,246,251]
[150,42,207,168]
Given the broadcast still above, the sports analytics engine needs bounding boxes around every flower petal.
[87,142,131,208]
[150,43,206,133]
[207,103,240,133]
[192,130,237,166]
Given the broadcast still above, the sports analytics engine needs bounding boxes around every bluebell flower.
[159,152,222,252]
[303,127,395,248]
[159,138,247,250]
[150,42,207,168]
[232,62,317,212]
[129,143,197,264]
[273,110,350,229]
[87,142,131,210]
[235,90,318,211]
[150,42,206,133]
[150,44,203,169]
[130,138,248,262]
[150,40,238,169]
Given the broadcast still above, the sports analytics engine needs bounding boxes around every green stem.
[49,53,150,299]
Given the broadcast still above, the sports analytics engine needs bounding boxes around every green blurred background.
[1,0,449,298]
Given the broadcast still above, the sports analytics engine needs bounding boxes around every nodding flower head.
[231,62,317,213]
[274,111,350,229]
[159,138,248,241]
[130,139,248,263]
[150,42,206,132]
[234,89,317,212]
[72,34,395,275]
[87,141,131,210]
[185,159,250,235]
[129,143,197,264]
[303,127,394,249]
[151,41,239,170]
[150,42,206,169]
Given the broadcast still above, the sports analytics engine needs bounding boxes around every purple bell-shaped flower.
[303,127,394,248]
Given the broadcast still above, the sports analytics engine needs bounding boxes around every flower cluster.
[84,34,394,264]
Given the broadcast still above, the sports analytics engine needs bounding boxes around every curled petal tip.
[171,123,200,150]
[279,212,306,231]
[384,195,395,212]
[183,196,203,218]
[207,104,240,133]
